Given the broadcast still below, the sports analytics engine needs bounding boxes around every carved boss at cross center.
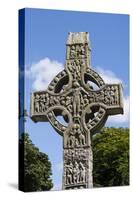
[31,32,123,190]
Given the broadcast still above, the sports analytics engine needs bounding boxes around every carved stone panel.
[63,148,92,189]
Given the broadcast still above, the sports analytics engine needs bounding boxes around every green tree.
[92,127,129,187]
[19,133,53,192]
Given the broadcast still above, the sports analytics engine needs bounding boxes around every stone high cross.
[30,32,123,190]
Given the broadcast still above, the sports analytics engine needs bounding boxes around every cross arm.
[30,91,49,122]
[85,83,123,115]
[30,90,73,136]
[30,89,73,123]
[98,83,123,114]
[30,90,64,122]
[82,83,124,134]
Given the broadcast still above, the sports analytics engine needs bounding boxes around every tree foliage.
[92,127,129,187]
[19,133,53,192]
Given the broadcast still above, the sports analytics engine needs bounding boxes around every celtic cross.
[30,32,123,190]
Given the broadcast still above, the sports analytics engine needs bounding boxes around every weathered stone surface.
[30,32,123,190]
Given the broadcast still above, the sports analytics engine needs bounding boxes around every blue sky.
[21,8,129,190]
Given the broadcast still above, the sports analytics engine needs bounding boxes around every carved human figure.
[66,162,73,185]
[73,60,81,80]
[78,129,85,146]
[104,87,110,104]
[40,100,45,112]
[73,161,80,184]
[34,94,40,113]
[79,162,86,183]
[67,60,80,81]
[83,94,89,106]
[70,45,76,58]
[73,87,83,118]
[110,87,115,105]
[75,138,79,147]
[49,96,58,106]
[67,127,76,148]
[76,44,85,58]
[114,86,119,104]
[45,93,50,109]
[99,90,105,102]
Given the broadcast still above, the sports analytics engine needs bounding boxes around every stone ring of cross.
[30,32,124,189]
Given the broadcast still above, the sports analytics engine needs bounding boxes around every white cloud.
[26,57,63,91]
[96,66,123,85]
